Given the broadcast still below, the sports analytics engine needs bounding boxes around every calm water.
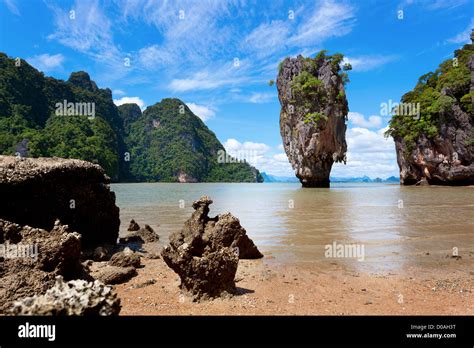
[111,183,474,272]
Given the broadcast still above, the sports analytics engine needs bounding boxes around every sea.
[111,182,474,272]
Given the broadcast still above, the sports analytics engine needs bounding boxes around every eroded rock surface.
[277,54,348,187]
[0,219,89,314]
[168,196,262,259]
[0,156,120,247]
[161,196,261,300]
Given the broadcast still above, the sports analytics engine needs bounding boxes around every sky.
[0,0,472,178]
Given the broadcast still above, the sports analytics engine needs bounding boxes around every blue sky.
[1,0,472,177]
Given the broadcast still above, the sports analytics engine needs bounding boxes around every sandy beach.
[114,253,474,315]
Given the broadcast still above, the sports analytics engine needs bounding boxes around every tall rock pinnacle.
[276,52,349,187]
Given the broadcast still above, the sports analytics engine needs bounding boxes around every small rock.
[93,266,137,285]
[108,251,141,268]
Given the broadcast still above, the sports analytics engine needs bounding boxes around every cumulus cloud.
[113,96,146,110]
[332,126,398,178]
[224,139,271,154]
[186,103,216,122]
[26,53,64,72]
[348,112,382,128]
[223,139,293,176]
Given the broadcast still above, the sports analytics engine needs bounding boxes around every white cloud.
[137,44,173,69]
[169,60,252,92]
[273,153,288,161]
[3,0,20,15]
[113,96,146,110]
[289,1,356,47]
[243,20,290,57]
[445,18,474,44]
[224,139,271,154]
[343,55,398,72]
[112,89,126,96]
[186,103,216,122]
[348,112,382,128]
[26,53,64,72]
[120,0,238,69]
[48,0,115,54]
[47,0,126,83]
[248,92,275,104]
[223,139,293,176]
[332,125,398,178]
[223,122,399,178]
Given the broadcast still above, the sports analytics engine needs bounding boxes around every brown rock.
[0,219,89,314]
[92,266,137,285]
[161,196,261,300]
[108,251,141,268]
[127,219,140,232]
[169,196,262,259]
[0,156,120,247]
[120,221,159,244]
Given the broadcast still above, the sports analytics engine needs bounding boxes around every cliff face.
[388,35,474,185]
[277,52,348,187]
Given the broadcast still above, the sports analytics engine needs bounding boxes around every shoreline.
[115,255,473,315]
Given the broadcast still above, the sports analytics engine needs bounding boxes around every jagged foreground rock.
[10,276,121,316]
[277,53,349,187]
[388,34,474,185]
[0,156,120,247]
[162,196,263,300]
[0,219,89,314]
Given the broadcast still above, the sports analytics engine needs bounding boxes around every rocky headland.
[387,32,474,185]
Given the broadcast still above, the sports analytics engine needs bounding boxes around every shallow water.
[111,183,474,272]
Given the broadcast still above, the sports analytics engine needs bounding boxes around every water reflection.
[111,183,474,273]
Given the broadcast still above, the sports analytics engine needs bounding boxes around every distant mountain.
[0,52,262,183]
[261,172,399,183]
[261,172,299,183]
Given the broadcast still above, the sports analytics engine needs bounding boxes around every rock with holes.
[10,276,121,316]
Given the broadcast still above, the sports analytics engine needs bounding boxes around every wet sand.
[115,254,473,315]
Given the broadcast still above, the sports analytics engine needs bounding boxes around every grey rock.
[10,276,121,316]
